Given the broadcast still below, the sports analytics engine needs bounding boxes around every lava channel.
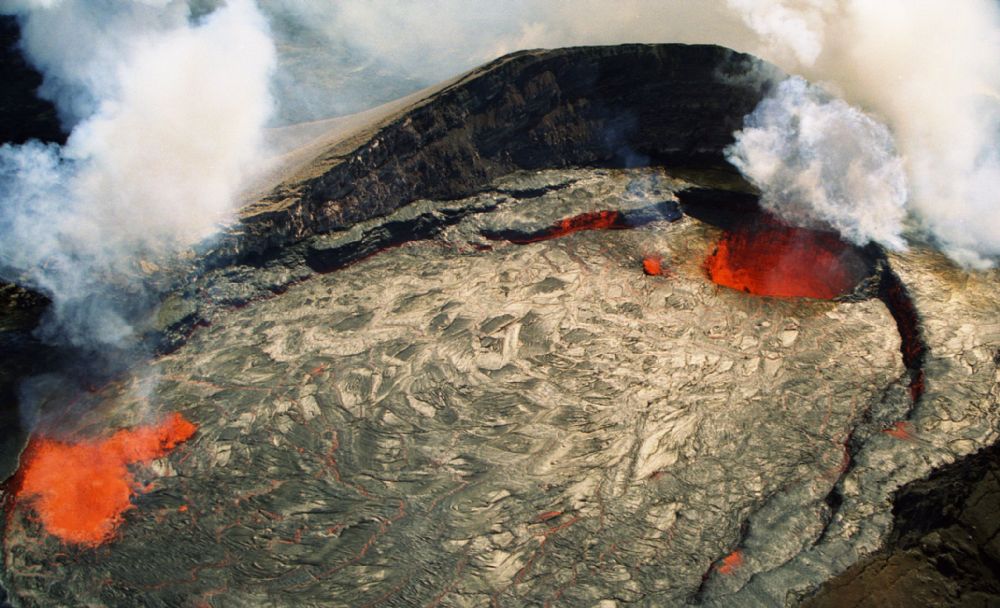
[484,201,681,245]
[10,413,196,547]
[705,220,867,299]
[490,210,628,244]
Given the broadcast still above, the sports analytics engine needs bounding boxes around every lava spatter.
[13,413,197,547]
[643,255,665,276]
[705,221,865,299]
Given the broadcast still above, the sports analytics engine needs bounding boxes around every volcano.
[1,43,999,608]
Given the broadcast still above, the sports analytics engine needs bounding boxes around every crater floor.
[2,169,998,607]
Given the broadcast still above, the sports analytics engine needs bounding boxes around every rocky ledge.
[210,44,770,266]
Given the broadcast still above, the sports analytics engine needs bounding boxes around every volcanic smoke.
[12,413,196,547]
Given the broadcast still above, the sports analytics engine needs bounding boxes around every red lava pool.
[705,221,866,299]
[12,413,197,546]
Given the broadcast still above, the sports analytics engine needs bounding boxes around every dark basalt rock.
[805,442,1000,607]
[220,44,772,267]
[0,16,64,146]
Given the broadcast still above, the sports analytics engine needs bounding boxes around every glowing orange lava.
[503,210,627,244]
[643,255,664,276]
[717,550,744,575]
[553,210,623,235]
[705,223,861,299]
[883,421,915,441]
[15,413,197,546]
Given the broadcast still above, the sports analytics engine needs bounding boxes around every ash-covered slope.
[1,43,999,608]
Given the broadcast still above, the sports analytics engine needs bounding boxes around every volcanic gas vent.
[705,216,871,299]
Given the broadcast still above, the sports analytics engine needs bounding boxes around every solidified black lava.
[304,201,501,274]
[806,440,1000,607]
[222,44,771,267]
[878,269,927,401]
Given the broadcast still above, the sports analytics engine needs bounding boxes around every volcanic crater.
[0,43,998,608]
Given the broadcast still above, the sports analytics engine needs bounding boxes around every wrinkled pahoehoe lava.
[2,43,1000,607]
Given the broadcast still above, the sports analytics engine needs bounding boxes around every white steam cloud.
[724,0,831,65]
[258,0,1000,267]
[722,0,1000,266]
[0,0,275,347]
[725,76,908,249]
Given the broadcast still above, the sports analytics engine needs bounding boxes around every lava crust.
[1,43,999,608]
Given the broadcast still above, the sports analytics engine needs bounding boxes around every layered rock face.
[1,43,999,607]
[217,44,768,263]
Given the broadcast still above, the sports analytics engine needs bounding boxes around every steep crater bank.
[211,44,771,266]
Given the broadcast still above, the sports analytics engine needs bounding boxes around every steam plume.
[4,0,1000,358]
[725,76,908,250]
[0,0,275,347]
[726,0,1000,266]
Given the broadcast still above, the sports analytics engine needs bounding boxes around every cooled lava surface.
[2,168,952,607]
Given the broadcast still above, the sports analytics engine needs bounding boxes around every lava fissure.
[692,518,753,602]
[305,202,500,273]
[494,178,580,200]
[877,268,928,402]
[482,200,681,244]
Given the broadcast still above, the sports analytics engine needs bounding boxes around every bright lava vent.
[705,222,865,299]
[13,413,197,546]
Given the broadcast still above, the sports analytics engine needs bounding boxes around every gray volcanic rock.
[803,250,1000,607]
[806,440,1000,607]
[3,168,908,606]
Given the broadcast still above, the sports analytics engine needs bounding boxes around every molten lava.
[14,413,197,546]
[705,223,862,299]
[643,255,665,276]
[502,210,628,244]
[717,550,744,575]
